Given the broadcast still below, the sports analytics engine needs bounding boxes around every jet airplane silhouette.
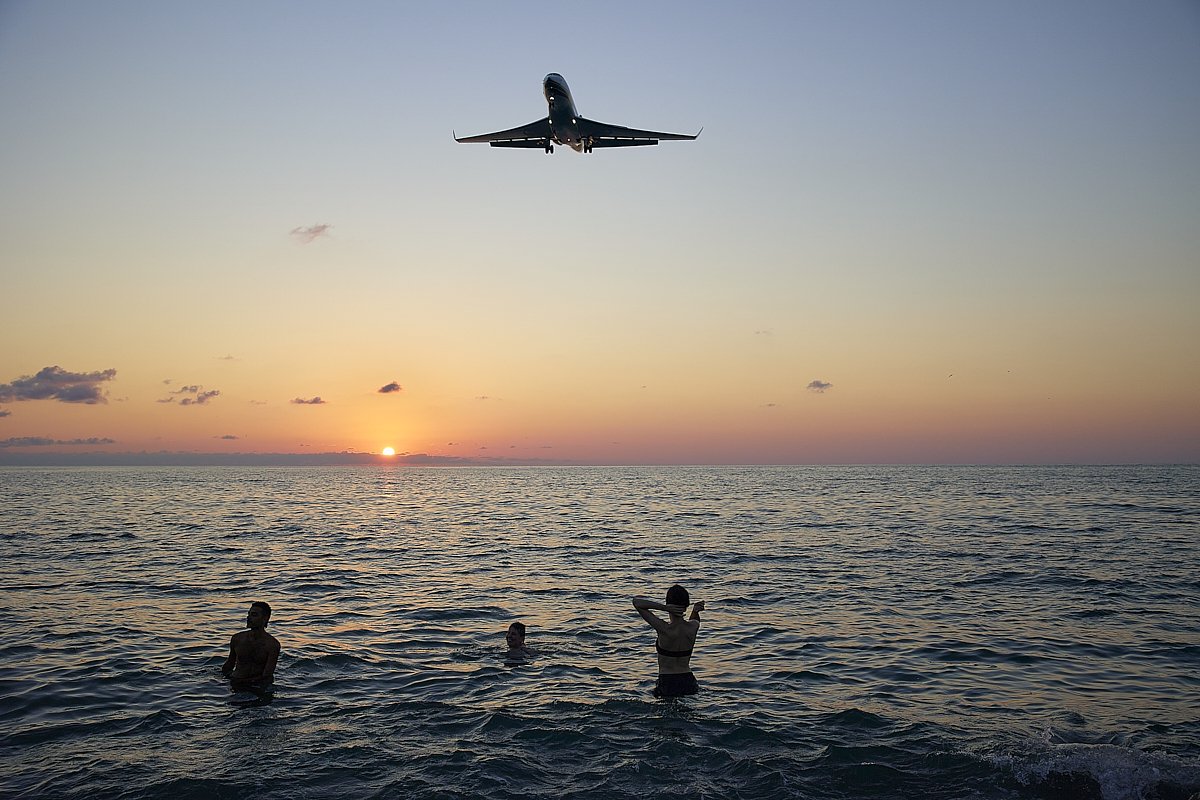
[454,73,700,154]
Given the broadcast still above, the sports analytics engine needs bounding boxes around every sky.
[1,0,1198,465]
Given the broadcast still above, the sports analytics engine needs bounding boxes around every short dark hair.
[251,601,272,621]
[665,585,689,607]
[509,621,526,636]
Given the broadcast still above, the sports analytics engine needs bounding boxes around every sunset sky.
[1,1,1197,464]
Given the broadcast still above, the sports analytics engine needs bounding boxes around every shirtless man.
[221,601,280,689]
[633,585,705,697]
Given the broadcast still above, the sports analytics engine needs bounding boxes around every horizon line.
[0,450,1193,468]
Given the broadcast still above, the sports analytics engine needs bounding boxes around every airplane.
[454,73,700,154]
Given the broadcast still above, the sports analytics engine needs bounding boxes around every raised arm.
[632,596,670,633]
[689,600,705,622]
[633,596,668,612]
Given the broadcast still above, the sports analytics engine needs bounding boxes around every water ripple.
[0,465,1197,799]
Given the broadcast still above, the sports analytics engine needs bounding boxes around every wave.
[995,738,1200,800]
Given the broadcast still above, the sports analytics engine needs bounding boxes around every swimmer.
[633,585,704,698]
[505,621,534,658]
[221,601,280,690]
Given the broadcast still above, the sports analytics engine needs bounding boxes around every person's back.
[653,613,699,674]
[633,584,705,697]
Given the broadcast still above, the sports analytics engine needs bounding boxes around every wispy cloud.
[216,434,239,440]
[159,385,220,405]
[291,397,326,405]
[378,382,402,394]
[0,436,116,448]
[0,366,116,404]
[807,380,833,393]
[290,224,332,244]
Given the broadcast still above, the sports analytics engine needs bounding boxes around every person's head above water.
[248,601,272,629]
[506,621,526,649]
[665,585,690,608]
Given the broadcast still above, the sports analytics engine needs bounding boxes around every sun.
[381,446,396,457]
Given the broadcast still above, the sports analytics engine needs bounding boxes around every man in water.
[222,601,280,689]
[505,621,534,658]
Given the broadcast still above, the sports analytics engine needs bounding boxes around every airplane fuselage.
[543,73,586,152]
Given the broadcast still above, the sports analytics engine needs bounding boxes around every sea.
[0,465,1197,800]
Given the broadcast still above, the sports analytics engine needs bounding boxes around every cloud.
[0,410,10,417]
[217,355,236,361]
[0,366,116,404]
[180,390,220,406]
[378,382,402,394]
[290,224,332,244]
[159,385,220,405]
[216,434,240,440]
[291,397,326,405]
[0,436,116,448]
[807,380,833,393]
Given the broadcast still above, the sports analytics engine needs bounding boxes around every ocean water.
[0,465,1197,800]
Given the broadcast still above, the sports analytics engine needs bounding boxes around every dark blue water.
[1,465,1197,799]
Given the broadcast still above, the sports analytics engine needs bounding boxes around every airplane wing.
[577,117,701,148]
[454,118,553,147]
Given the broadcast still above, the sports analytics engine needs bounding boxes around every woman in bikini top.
[633,584,705,697]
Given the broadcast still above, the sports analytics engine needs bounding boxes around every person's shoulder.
[267,633,281,649]
[231,630,248,643]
